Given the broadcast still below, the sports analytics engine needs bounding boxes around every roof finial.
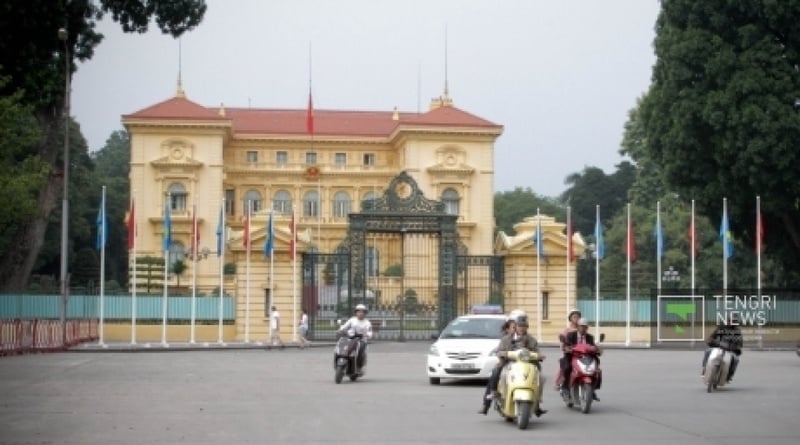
[176,38,186,98]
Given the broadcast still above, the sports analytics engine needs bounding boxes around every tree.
[494,187,564,235]
[639,0,800,284]
[0,0,207,291]
[171,259,187,289]
[560,163,636,236]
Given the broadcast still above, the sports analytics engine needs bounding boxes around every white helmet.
[354,304,368,314]
[508,309,526,322]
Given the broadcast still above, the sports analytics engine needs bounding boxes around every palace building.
[123,82,585,344]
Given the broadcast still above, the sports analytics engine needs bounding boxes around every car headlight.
[429,344,440,356]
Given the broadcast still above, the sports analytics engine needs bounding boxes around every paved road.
[0,343,798,444]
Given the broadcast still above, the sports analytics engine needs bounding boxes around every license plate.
[451,362,475,369]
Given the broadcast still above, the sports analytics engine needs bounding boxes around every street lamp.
[662,266,680,288]
[58,28,70,348]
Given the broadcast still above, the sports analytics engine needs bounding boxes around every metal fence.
[0,294,236,321]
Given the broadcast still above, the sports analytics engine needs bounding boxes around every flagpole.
[292,206,298,347]
[269,209,275,340]
[656,201,662,292]
[626,203,631,347]
[595,205,600,335]
[190,201,197,344]
[245,201,251,343]
[313,177,320,344]
[566,205,571,318]
[99,186,106,346]
[756,195,761,294]
[691,199,696,294]
[218,199,225,344]
[536,208,542,341]
[162,192,170,347]
[722,197,728,295]
[131,194,137,345]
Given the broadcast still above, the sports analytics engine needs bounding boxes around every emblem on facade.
[305,166,320,180]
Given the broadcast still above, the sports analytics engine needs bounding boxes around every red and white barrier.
[1,318,98,356]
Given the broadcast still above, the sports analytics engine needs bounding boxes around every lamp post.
[58,28,70,348]
[662,266,680,289]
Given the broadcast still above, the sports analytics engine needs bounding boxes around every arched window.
[168,183,187,211]
[333,191,351,218]
[366,246,379,278]
[273,190,292,214]
[361,191,378,211]
[442,188,460,216]
[243,189,262,213]
[303,190,319,217]
[168,242,186,270]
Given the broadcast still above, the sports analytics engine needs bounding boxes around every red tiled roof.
[124,96,501,137]
[124,96,228,121]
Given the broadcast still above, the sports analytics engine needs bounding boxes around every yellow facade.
[123,91,504,341]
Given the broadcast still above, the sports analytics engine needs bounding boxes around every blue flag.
[95,194,107,251]
[654,212,664,258]
[595,217,605,260]
[162,200,172,252]
[533,216,544,257]
[216,206,223,257]
[720,203,734,259]
[264,212,274,258]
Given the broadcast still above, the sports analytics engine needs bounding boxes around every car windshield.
[439,318,505,339]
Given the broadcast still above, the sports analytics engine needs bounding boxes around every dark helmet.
[515,314,529,327]
[568,309,582,321]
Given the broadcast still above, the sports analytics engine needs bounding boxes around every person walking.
[270,305,284,349]
[298,309,310,349]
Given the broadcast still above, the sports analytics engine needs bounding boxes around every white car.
[427,314,507,384]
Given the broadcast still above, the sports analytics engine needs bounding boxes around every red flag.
[127,198,136,250]
[243,205,251,250]
[566,209,575,263]
[688,214,697,258]
[626,220,637,262]
[289,210,297,261]
[756,206,764,253]
[306,92,314,135]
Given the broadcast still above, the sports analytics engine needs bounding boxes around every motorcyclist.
[702,313,743,382]
[479,313,547,417]
[563,318,602,401]
[556,309,582,391]
[338,304,373,374]
[478,317,516,415]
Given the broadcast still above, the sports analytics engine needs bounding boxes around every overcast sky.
[71,0,660,198]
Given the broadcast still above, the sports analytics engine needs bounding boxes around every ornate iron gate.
[304,172,504,341]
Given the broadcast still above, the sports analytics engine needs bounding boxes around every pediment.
[426,144,475,174]
[494,214,586,257]
[151,138,203,169]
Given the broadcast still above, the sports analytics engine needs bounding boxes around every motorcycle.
[560,333,604,414]
[333,331,366,384]
[703,341,734,393]
[494,348,542,430]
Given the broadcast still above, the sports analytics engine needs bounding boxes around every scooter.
[703,342,734,393]
[561,333,604,414]
[333,331,365,384]
[494,348,542,430]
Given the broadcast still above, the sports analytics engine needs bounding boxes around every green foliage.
[171,259,187,287]
[494,187,563,235]
[638,0,800,283]
[0,1,207,291]
[560,163,636,236]
[0,79,46,256]
[224,262,237,275]
[384,264,403,277]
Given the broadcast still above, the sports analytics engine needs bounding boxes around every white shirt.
[270,310,280,330]
[339,316,372,339]
[299,313,308,328]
